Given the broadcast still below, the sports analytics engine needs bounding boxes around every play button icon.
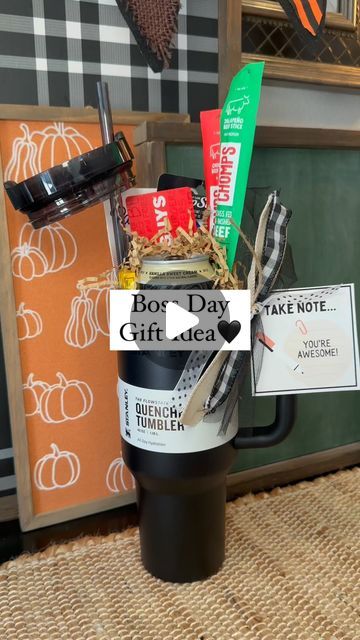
[110,288,250,353]
[165,301,199,340]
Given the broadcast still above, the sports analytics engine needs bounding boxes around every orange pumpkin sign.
[2,118,136,517]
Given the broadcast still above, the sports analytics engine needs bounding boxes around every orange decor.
[0,119,136,516]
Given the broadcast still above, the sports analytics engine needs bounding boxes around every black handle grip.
[233,395,296,449]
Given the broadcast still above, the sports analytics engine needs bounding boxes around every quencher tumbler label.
[119,378,238,454]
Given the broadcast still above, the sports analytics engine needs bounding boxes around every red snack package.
[126,187,196,242]
[200,109,221,229]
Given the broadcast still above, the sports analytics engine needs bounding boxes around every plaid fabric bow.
[204,191,292,415]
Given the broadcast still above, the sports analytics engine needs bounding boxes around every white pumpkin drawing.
[64,288,98,349]
[11,243,48,281]
[4,121,93,182]
[106,457,136,493]
[36,122,93,168]
[34,443,80,491]
[16,303,43,340]
[88,287,111,337]
[19,222,77,274]
[11,221,78,281]
[23,373,49,417]
[38,372,94,424]
[4,123,40,182]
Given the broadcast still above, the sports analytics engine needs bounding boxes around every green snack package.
[213,62,264,269]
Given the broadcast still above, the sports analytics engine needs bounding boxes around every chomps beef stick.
[200,109,221,230]
[214,62,264,269]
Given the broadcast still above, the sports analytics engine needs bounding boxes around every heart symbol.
[217,320,241,343]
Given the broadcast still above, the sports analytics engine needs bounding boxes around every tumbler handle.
[233,395,296,449]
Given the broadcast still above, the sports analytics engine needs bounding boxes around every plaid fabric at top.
[0,0,218,120]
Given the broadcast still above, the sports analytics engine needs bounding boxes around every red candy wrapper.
[126,187,196,242]
[200,108,221,230]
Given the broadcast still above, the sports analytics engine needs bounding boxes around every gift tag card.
[252,284,360,396]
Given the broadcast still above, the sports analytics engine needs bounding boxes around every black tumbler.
[118,349,295,583]
[118,255,295,582]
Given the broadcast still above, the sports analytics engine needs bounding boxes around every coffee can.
[137,254,215,289]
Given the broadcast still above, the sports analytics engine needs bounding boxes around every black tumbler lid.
[4,132,135,228]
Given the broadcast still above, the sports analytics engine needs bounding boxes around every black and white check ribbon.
[172,351,210,413]
[204,191,292,414]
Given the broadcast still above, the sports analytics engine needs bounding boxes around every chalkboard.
[166,143,360,472]
[132,122,360,487]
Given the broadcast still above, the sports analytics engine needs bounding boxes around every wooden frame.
[0,494,18,523]
[0,318,16,521]
[243,0,358,31]
[218,0,360,99]
[0,104,190,125]
[226,442,360,497]
[0,162,21,524]
[134,119,360,495]
[0,105,189,529]
[219,0,244,105]
[134,120,360,187]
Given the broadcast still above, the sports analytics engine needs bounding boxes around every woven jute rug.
[1,468,359,640]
